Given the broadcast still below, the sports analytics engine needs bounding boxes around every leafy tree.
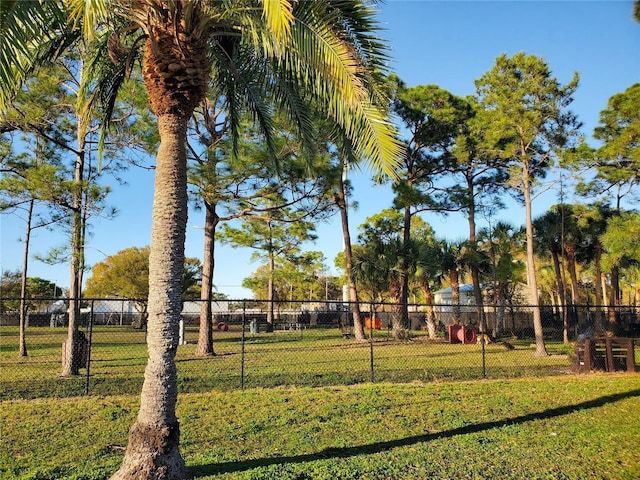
[221,196,318,329]
[1,63,103,365]
[0,133,67,356]
[2,56,155,372]
[592,84,640,319]
[387,76,465,333]
[573,84,640,208]
[327,133,367,340]
[410,222,441,338]
[353,209,415,339]
[0,270,62,312]
[188,113,334,353]
[440,239,466,325]
[85,246,201,320]
[0,2,400,477]
[533,207,569,339]
[569,85,640,321]
[186,98,227,356]
[446,97,508,334]
[474,52,580,356]
[602,211,640,276]
[575,202,615,328]
[243,250,339,303]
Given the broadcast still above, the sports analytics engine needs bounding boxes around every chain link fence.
[1,298,638,400]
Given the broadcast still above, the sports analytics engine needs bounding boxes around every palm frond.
[285,1,402,178]
[260,0,294,40]
[0,1,79,111]
[68,0,111,41]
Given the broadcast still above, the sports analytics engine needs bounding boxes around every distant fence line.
[3,297,640,338]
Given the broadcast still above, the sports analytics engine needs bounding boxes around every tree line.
[5,53,638,351]
[1,2,638,479]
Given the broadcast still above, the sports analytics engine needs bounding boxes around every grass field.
[1,375,639,479]
[1,326,639,479]
[1,325,581,400]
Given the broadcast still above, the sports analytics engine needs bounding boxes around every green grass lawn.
[1,325,584,399]
[1,375,639,479]
[1,326,640,479]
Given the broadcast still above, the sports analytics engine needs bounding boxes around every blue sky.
[2,1,639,298]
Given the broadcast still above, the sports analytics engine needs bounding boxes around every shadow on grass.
[191,388,640,477]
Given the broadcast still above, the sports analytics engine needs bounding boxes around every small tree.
[221,197,318,329]
[85,246,201,328]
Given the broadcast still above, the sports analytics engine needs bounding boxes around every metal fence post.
[481,334,486,378]
[369,303,375,383]
[84,300,94,396]
[241,300,246,391]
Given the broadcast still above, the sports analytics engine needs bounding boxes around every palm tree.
[1,2,400,478]
[440,240,466,325]
[413,226,442,339]
[479,221,526,337]
[533,208,570,342]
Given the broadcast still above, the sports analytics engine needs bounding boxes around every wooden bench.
[578,337,636,373]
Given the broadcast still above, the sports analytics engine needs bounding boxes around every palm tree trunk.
[450,269,461,325]
[421,278,437,339]
[111,113,189,480]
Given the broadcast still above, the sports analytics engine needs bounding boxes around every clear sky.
[1,0,639,298]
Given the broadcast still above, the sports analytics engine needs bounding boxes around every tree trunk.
[111,5,210,476]
[18,199,34,357]
[550,249,568,343]
[196,201,216,356]
[389,278,403,339]
[421,278,437,339]
[450,269,461,325]
[565,251,580,344]
[523,169,547,356]
[496,282,507,337]
[466,180,485,334]
[608,266,621,324]
[110,114,190,480]
[593,242,605,331]
[336,164,364,340]
[399,204,411,331]
[62,147,85,376]
[266,246,275,331]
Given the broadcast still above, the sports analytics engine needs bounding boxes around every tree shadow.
[191,388,640,477]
